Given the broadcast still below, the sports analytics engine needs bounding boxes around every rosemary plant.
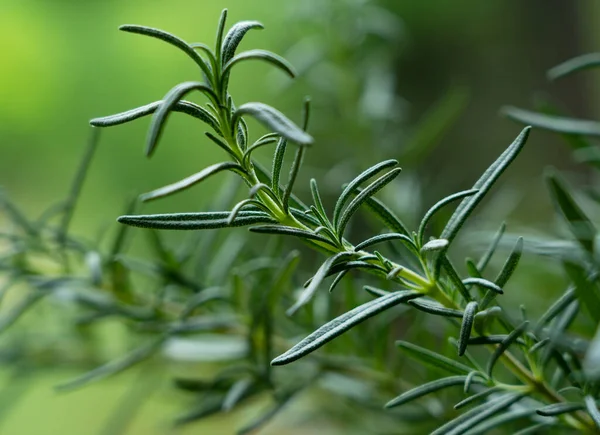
[1,7,599,435]
[84,9,600,434]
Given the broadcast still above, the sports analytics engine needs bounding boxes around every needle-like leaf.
[272,290,421,365]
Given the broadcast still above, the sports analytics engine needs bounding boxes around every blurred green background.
[1,0,599,433]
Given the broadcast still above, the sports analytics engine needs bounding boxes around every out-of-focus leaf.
[563,261,600,323]
[396,341,473,375]
[547,53,600,81]
[385,375,486,409]
[503,106,600,137]
[547,170,596,256]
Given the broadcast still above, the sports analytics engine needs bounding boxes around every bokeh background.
[1,0,599,433]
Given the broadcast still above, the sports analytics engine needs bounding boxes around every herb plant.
[1,7,600,435]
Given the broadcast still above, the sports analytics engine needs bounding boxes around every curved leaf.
[119,25,212,78]
[273,291,421,366]
[90,100,220,132]
[503,106,600,137]
[141,162,245,202]
[224,49,296,78]
[418,189,478,246]
[385,375,485,409]
[458,301,478,356]
[336,168,403,239]
[234,102,313,145]
[221,20,264,64]
[462,278,503,294]
[354,232,418,254]
[249,225,337,247]
[286,251,357,316]
[486,321,528,378]
[146,82,219,157]
[333,159,399,228]
[396,341,473,375]
[408,298,464,318]
[536,402,585,417]
[547,52,600,81]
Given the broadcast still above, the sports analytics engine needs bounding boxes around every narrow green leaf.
[547,170,596,256]
[396,341,473,375]
[584,324,600,380]
[476,222,506,273]
[487,321,528,378]
[534,287,576,333]
[56,335,167,392]
[310,179,328,222]
[271,138,287,197]
[357,189,410,235]
[385,375,485,409]
[242,134,279,166]
[336,168,402,240]
[228,199,271,225]
[421,238,449,253]
[59,127,100,246]
[503,106,600,137]
[440,127,530,245]
[0,291,46,334]
[221,20,264,64]
[536,402,585,416]
[224,49,296,78]
[237,389,298,435]
[512,423,553,435]
[418,189,478,246]
[328,271,349,293]
[222,378,254,412]
[90,100,220,133]
[249,225,337,247]
[467,335,526,346]
[354,233,418,255]
[430,393,525,435]
[563,261,600,323]
[281,109,307,212]
[458,302,478,356]
[495,237,523,287]
[286,252,356,315]
[462,408,537,435]
[272,290,421,365]
[146,82,219,157]
[234,102,313,145]
[140,162,244,202]
[440,255,472,302]
[206,132,238,159]
[407,298,464,318]
[333,159,399,228]
[463,278,503,294]
[364,286,389,298]
[585,395,600,429]
[119,25,212,78]
[454,386,501,410]
[547,53,600,81]
[214,9,228,62]
[0,190,38,237]
[117,211,276,230]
